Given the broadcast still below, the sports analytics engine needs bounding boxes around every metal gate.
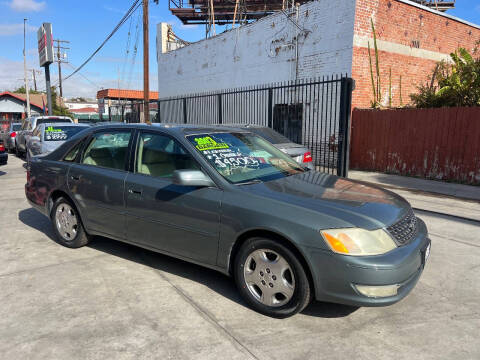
[127,76,353,176]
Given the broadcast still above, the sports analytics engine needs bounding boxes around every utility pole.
[23,18,31,118]
[142,0,150,124]
[30,69,42,91]
[54,39,70,98]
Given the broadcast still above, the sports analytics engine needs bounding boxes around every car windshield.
[186,132,306,184]
[12,124,22,131]
[43,126,87,142]
[249,127,292,144]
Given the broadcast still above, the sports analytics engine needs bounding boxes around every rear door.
[124,130,221,265]
[68,129,133,240]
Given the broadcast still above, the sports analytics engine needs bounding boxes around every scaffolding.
[411,0,455,12]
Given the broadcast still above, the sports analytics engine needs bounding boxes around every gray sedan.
[25,124,430,318]
[0,122,21,153]
[26,123,90,161]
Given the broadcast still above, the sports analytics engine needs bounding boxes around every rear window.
[43,126,87,141]
[249,127,292,144]
[12,124,22,131]
[37,118,71,125]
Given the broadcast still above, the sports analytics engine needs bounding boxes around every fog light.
[355,284,399,298]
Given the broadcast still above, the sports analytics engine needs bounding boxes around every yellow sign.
[194,136,229,151]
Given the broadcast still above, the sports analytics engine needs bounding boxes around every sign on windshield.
[44,126,85,142]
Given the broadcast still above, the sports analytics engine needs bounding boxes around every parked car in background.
[1,122,22,153]
[219,124,314,170]
[16,116,73,157]
[26,123,90,161]
[26,123,430,318]
[0,140,8,165]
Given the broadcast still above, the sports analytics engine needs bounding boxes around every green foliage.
[410,47,480,108]
[368,19,382,108]
[50,87,74,119]
[13,86,42,95]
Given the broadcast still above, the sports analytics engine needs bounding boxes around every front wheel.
[234,238,311,318]
[51,197,90,248]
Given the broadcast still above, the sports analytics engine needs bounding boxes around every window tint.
[63,140,85,162]
[136,132,198,178]
[12,124,21,131]
[37,118,71,125]
[82,131,131,170]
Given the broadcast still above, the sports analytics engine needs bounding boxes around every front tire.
[234,238,311,318]
[51,197,90,248]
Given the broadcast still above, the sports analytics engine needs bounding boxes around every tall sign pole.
[23,18,31,118]
[142,0,150,124]
[38,23,54,115]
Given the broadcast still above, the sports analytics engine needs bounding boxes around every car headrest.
[142,148,170,164]
[90,147,111,159]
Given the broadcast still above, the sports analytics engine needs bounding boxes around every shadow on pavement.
[18,207,359,318]
[18,207,56,241]
[0,170,6,176]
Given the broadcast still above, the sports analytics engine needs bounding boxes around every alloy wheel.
[55,203,78,241]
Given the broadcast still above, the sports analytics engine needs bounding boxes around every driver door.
[125,131,222,265]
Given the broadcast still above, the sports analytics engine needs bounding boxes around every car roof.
[39,122,88,127]
[88,123,251,135]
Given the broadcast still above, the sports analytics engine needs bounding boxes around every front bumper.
[306,218,430,307]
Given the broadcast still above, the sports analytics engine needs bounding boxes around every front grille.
[387,208,418,246]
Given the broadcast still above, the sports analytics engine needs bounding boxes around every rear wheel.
[51,197,90,248]
[234,238,311,318]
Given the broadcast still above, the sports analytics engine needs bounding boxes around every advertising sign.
[37,23,54,67]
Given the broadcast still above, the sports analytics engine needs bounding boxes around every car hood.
[237,172,410,230]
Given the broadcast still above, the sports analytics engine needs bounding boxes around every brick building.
[157,0,480,109]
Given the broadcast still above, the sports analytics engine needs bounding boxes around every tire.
[234,237,311,318]
[51,197,90,248]
[15,145,21,157]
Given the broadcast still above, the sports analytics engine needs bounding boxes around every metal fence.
[107,76,353,176]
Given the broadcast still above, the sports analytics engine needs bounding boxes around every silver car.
[26,123,90,161]
[0,122,22,153]
[219,125,314,170]
[16,116,73,157]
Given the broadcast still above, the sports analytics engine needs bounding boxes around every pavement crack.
[429,232,480,249]
[140,251,260,360]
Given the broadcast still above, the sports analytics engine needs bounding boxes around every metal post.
[32,70,37,91]
[217,93,222,124]
[23,18,31,118]
[338,77,354,178]
[183,98,187,124]
[142,0,150,124]
[267,88,273,128]
[45,65,53,115]
[57,41,63,98]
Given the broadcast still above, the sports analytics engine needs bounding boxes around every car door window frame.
[79,129,134,172]
[132,130,202,180]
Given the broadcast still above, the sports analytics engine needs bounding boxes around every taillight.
[10,132,16,138]
[302,151,312,163]
[0,144,5,152]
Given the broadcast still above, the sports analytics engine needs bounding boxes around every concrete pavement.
[1,155,479,359]
[349,170,480,221]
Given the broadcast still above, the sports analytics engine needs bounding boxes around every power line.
[63,0,142,82]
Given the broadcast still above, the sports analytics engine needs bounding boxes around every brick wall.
[352,0,480,109]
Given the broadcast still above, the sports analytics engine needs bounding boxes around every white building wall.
[157,0,357,98]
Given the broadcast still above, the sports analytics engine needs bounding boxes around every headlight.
[320,228,396,256]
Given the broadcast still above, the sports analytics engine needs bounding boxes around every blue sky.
[0,0,479,99]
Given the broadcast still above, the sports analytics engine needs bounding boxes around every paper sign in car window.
[194,136,229,151]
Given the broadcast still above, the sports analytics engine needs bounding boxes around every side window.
[63,140,84,162]
[82,131,131,170]
[33,127,41,138]
[136,132,199,178]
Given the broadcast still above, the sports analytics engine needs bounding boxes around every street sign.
[37,23,54,67]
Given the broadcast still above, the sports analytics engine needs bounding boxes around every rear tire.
[51,197,90,248]
[234,237,311,318]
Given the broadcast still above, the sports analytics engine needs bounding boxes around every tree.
[13,86,43,95]
[410,47,480,108]
[50,87,74,119]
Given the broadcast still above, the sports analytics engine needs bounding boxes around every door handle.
[70,175,81,181]
[128,189,143,195]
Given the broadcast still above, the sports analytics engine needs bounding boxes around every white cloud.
[8,0,45,12]
[0,23,36,36]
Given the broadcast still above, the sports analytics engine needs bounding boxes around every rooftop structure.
[411,0,455,12]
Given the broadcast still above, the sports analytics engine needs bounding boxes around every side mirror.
[172,170,215,187]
